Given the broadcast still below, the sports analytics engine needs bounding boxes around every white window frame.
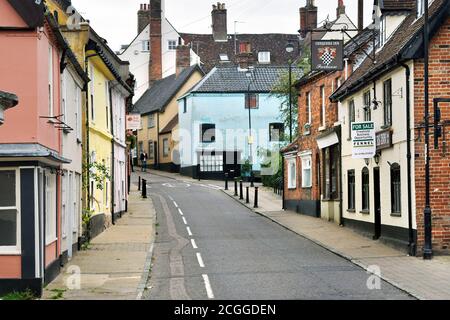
[320,85,326,128]
[142,40,150,52]
[300,152,312,188]
[48,45,54,117]
[0,168,21,254]
[45,171,57,245]
[168,40,177,50]
[307,92,312,125]
[75,85,82,142]
[417,0,424,17]
[287,157,297,189]
[258,51,271,64]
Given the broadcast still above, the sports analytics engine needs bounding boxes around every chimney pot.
[212,2,228,42]
[176,44,191,78]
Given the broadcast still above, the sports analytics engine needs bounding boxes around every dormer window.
[219,54,229,62]
[258,51,271,64]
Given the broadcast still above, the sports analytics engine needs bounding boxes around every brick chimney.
[236,41,254,70]
[358,0,364,31]
[337,0,346,18]
[149,0,162,86]
[299,0,318,38]
[137,3,150,35]
[212,3,227,42]
[176,42,191,78]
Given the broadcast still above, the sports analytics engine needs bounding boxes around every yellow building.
[135,64,204,172]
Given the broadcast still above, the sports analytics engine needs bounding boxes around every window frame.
[142,40,150,52]
[45,170,57,245]
[148,141,154,160]
[361,167,370,213]
[258,51,271,64]
[163,138,170,157]
[348,99,355,139]
[200,123,216,143]
[301,154,312,188]
[0,168,21,254]
[363,91,372,121]
[383,79,392,127]
[245,93,259,109]
[287,157,297,189]
[168,40,177,50]
[391,163,402,215]
[320,85,326,128]
[147,114,155,128]
[347,170,356,211]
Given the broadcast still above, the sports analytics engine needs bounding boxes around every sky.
[71,0,374,52]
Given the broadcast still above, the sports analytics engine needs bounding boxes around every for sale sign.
[311,40,344,71]
[351,122,376,159]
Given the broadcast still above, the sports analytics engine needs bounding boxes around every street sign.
[351,122,376,159]
[311,40,344,71]
[126,114,141,130]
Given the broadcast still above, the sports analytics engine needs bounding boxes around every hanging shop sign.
[351,122,376,159]
[311,40,344,71]
[126,114,141,130]
[376,129,393,151]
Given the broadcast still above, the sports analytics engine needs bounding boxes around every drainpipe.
[399,61,416,256]
[281,152,286,210]
[109,83,115,225]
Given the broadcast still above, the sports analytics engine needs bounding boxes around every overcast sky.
[71,0,374,52]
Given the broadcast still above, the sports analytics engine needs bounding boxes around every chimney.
[299,0,317,38]
[176,42,191,78]
[236,41,254,70]
[212,3,228,42]
[149,0,162,86]
[358,0,364,31]
[137,3,150,35]
[337,0,346,18]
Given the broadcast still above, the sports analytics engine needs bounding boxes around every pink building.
[0,0,86,296]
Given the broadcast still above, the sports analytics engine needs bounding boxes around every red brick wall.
[413,17,450,254]
[149,0,162,86]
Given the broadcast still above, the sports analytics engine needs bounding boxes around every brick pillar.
[176,44,191,77]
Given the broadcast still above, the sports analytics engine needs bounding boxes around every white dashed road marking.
[186,227,193,236]
[173,201,178,208]
[182,217,188,225]
[202,274,215,299]
[196,253,205,268]
[191,239,198,249]
[178,208,184,216]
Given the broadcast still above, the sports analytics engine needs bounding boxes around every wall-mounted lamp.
[372,99,382,111]
[364,158,370,166]
[374,152,381,165]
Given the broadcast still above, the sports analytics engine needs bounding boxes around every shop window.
[348,170,355,211]
[0,170,18,250]
[323,145,339,200]
[361,167,370,212]
[45,172,57,244]
[200,153,224,172]
[287,158,297,189]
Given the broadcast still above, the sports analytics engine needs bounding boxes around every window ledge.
[391,212,402,217]
[302,186,312,189]
[318,126,326,132]
[381,125,391,130]
[360,210,370,215]
[347,209,356,213]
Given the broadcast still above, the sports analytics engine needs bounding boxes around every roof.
[187,65,303,94]
[134,65,204,115]
[331,0,449,102]
[160,115,179,134]
[0,91,18,109]
[180,33,302,73]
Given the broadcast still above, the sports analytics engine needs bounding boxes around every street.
[142,172,412,300]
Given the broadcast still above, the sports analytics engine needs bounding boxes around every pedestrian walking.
[140,151,148,172]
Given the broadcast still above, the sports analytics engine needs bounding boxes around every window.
[90,65,95,121]
[168,40,177,50]
[361,167,370,212]
[148,114,155,128]
[269,123,284,142]
[48,46,54,116]
[258,51,271,64]
[163,138,169,157]
[287,158,297,189]
[301,154,312,188]
[75,85,82,142]
[142,40,150,52]
[391,164,401,214]
[182,98,187,113]
[200,153,224,172]
[363,91,371,121]
[417,0,424,17]
[0,170,19,251]
[219,54,229,62]
[323,145,339,200]
[200,124,216,143]
[320,85,326,128]
[148,141,154,159]
[45,172,57,244]
[383,79,392,126]
[379,16,386,48]
[348,99,355,139]
[105,82,110,130]
[305,92,312,135]
[245,93,259,109]
[347,170,355,211]
[239,42,251,54]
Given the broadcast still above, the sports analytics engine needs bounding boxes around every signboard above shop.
[351,122,376,159]
[126,114,141,131]
[311,40,344,72]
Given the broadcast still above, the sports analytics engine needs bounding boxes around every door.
[373,167,381,240]
[67,173,73,258]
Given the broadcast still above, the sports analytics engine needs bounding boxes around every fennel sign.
[351,122,376,159]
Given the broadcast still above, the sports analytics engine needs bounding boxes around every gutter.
[399,60,417,256]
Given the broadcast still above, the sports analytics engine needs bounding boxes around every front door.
[373,167,381,240]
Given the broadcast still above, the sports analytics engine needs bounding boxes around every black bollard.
[142,179,147,199]
[250,172,255,188]
[234,179,238,196]
[138,176,141,191]
[239,181,244,200]
[225,173,229,190]
[254,187,259,208]
[246,186,250,204]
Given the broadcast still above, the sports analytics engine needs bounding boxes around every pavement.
[42,177,156,300]
[138,170,411,300]
[142,168,450,300]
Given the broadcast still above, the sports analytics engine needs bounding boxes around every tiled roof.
[331,0,448,102]
[133,65,203,115]
[180,33,302,73]
[189,65,303,94]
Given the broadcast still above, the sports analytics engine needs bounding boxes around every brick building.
[331,0,450,255]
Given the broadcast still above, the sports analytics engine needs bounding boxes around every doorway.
[373,167,381,240]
